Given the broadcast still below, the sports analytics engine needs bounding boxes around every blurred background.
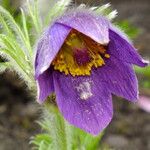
[0,0,150,149]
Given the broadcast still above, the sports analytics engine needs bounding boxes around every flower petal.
[108,29,148,67]
[57,11,109,44]
[110,24,132,43]
[97,56,138,101]
[35,23,71,78]
[37,68,54,104]
[137,96,150,113]
[53,70,113,135]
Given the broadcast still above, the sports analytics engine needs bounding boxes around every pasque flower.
[35,10,148,135]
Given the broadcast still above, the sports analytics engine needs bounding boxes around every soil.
[0,0,150,150]
[0,73,39,150]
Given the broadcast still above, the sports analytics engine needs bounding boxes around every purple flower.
[35,11,148,135]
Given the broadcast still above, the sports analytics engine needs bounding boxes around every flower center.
[52,29,110,76]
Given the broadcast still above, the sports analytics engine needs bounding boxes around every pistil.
[52,29,110,76]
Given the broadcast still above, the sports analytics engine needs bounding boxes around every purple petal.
[110,24,132,43]
[57,11,109,44]
[35,23,71,78]
[53,70,113,135]
[137,96,150,113]
[108,29,148,67]
[37,68,54,104]
[97,56,138,101]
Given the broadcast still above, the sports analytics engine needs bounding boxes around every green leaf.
[69,127,104,150]
[45,106,67,150]
[36,120,51,132]
[94,3,111,13]
[26,0,42,36]
[0,34,27,59]
[64,121,77,150]
[0,4,35,88]
[94,3,117,20]
[0,49,34,88]
[0,5,32,58]
[143,81,150,88]
[30,134,51,146]
[20,8,32,56]
[106,10,118,20]
[1,0,17,15]
[44,0,72,25]
[117,20,139,39]
[32,103,105,150]
[0,14,12,36]
[82,132,104,150]
[135,66,150,77]
[0,34,31,75]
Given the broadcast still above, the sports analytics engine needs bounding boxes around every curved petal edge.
[53,70,113,135]
[35,23,71,79]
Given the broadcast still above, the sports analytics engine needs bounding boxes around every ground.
[0,0,150,149]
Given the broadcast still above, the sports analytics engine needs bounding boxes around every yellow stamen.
[104,54,110,58]
[52,29,110,76]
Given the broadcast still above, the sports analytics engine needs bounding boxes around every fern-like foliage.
[0,0,73,85]
[92,3,117,20]
[30,104,104,150]
[26,0,42,36]
[0,5,34,88]
[30,134,52,149]
[77,3,117,21]
[44,0,73,26]
[0,0,72,89]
